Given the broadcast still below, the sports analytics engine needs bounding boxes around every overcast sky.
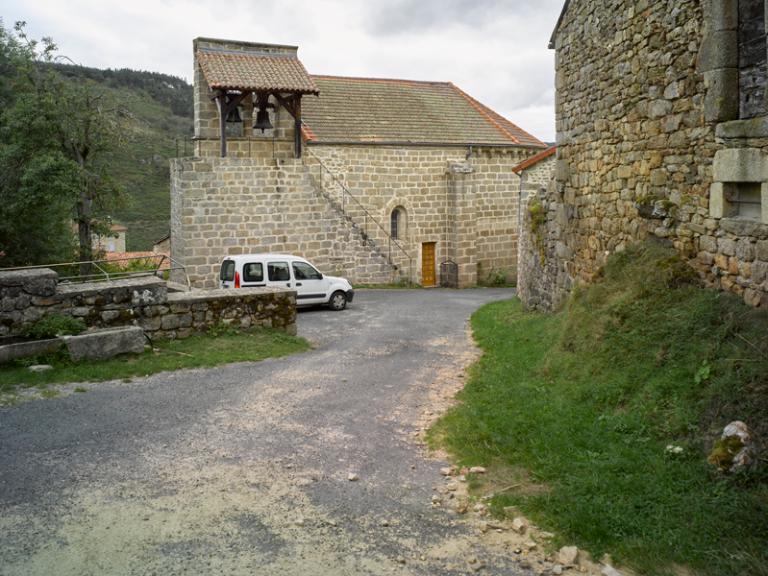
[0,0,563,141]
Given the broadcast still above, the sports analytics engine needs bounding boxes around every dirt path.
[0,288,566,575]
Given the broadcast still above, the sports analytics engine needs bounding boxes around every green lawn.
[0,327,310,396]
[429,243,768,576]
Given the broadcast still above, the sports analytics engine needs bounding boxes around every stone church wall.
[528,0,768,310]
[306,145,528,287]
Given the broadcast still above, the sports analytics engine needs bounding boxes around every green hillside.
[53,64,193,251]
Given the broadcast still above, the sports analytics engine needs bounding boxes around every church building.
[171,37,545,288]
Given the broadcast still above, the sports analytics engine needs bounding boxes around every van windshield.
[220,260,235,282]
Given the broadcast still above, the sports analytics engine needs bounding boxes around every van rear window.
[243,262,264,282]
[220,260,235,282]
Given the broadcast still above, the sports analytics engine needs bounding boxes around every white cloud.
[0,0,563,140]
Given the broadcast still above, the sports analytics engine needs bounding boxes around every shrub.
[23,314,86,339]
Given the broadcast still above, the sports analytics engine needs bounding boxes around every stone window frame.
[710,148,768,223]
[703,1,768,225]
[700,0,768,123]
[390,206,406,240]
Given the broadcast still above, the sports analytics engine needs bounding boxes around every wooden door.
[421,242,436,287]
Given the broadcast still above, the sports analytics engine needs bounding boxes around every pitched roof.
[301,76,545,148]
[196,48,319,94]
[513,146,557,173]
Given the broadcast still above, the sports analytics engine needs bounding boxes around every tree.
[0,21,124,271]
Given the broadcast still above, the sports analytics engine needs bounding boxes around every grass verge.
[429,243,768,576]
[0,327,310,396]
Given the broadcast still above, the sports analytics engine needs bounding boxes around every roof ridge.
[449,83,546,148]
[311,74,451,86]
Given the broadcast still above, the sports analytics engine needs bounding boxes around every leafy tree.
[0,21,124,270]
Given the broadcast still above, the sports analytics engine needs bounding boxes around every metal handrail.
[0,254,191,288]
[304,149,413,281]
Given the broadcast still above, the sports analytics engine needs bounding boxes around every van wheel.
[329,291,347,311]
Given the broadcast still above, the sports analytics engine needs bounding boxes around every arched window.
[390,206,406,240]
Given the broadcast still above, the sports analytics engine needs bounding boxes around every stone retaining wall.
[0,270,296,340]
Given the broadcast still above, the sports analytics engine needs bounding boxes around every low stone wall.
[0,269,296,340]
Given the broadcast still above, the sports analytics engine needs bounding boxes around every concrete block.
[763,183,768,224]
[0,269,58,296]
[703,69,739,122]
[710,182,726,218]
[698,30,738,71]
[0,338,63,364]
[713,148,766,183]
[63,326,145,362]
[703,0,738,30]
[555,159,570,182]
[715,117,768,139]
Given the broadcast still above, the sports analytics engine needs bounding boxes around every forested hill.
[53,63,194,251]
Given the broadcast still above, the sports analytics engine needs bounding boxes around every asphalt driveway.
[0,288,541,576]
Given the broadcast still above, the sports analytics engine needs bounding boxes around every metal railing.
[304,149,414,282]
[0,254,191,289]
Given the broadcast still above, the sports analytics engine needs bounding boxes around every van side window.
[220,260,235,281]
[268,262,290,281]
[292,262,322,280]
[243,262,264,283]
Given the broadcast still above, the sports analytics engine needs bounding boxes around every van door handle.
[296,282,303,287]
[286,283,291,287]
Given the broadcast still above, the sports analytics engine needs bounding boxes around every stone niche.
[710,148,768,223]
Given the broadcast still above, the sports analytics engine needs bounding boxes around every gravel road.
[0,288,541,576]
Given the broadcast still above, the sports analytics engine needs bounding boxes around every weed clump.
[23,314,86,339]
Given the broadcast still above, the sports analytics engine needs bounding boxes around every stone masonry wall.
[170,156,396,288]
[0,270,296,341]
[537,0,768,310]
[306,145,530,287]
[516,156,572,311]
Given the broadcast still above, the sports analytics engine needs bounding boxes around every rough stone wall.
[305,145,529,286]
[516,156,572,311]
[170,156,397,288]
[0,270,296,340]
[535,0,768,310]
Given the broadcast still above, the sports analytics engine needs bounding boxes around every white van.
[219,254,355,311]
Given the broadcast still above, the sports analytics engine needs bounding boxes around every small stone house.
[171,37,545,288]
[519,0,768,309]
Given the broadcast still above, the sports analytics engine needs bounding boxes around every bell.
[225,106,242,123]
[253,108,273,132]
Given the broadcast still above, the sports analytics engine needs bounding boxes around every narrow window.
[390,206,406,240]
[739,0,768,118]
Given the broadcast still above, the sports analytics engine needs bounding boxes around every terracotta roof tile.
[302,75,545,147]
[513,146,557,173]
[197,49,319,94]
